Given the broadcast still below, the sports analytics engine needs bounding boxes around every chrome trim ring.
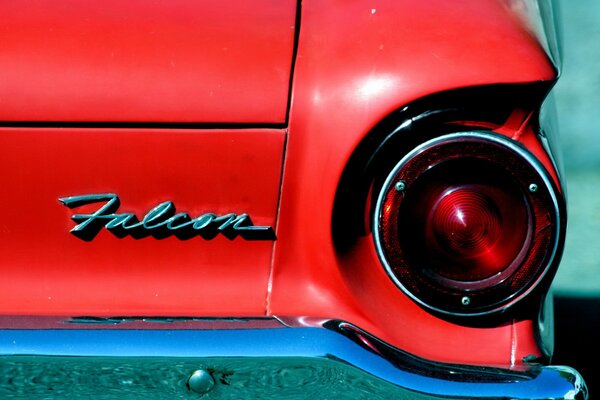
[372,131,562,317]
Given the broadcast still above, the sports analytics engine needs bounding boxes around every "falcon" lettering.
[59,193,276,241]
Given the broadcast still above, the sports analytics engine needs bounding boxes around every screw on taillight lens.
[373,131,562,316]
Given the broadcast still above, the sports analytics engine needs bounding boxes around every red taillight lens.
[428,187,521,277]
[374,132,561,316]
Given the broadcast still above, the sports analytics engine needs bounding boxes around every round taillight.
[373,132,562,316]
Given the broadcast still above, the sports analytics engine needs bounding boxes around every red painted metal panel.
[0,0,296,123]
[271,0,557,365]
[0,128,284,315]
[0,0,561,370]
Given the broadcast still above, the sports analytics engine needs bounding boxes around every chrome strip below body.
[0,317,587,399]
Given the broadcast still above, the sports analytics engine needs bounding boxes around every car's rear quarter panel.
[0,0,565,368]
[271,0,559,365]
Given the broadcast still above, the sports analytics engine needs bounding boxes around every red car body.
[0,0,588,398]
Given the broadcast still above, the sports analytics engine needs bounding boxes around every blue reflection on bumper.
[0,317,588,399]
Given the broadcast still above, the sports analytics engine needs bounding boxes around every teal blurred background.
[551,0,600,395]
[553,0,600,295]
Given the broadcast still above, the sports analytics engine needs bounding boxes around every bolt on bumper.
[0,316,588,399]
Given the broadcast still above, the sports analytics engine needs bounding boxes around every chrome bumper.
[0,317,587,399]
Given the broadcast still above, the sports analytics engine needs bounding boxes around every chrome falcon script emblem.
[59,193,275,241]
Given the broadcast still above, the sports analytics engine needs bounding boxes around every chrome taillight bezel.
[372,131,562,317]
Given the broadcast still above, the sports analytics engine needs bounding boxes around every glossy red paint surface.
[0,0,296,123]
[0,0,562,369]
[0,128,284,315]
[271,0,558,365]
